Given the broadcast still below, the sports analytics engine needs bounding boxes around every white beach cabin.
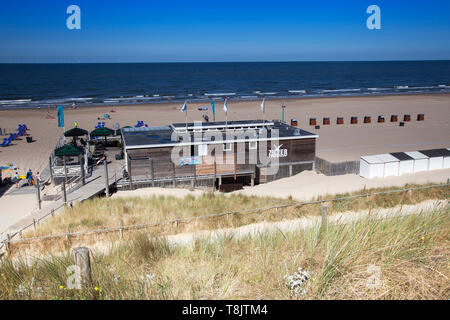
[377,153,400,177]
[419,149,444,171]
[445,148,450,169]
[359,155,385,179]
[390,152,414,176]
[404,151,429,173]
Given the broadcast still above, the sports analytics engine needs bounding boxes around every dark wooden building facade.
[122,120,317,190]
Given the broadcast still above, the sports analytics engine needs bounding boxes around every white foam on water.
[288,90,306,94]
[204,92,236,96]
[321,88,361,93]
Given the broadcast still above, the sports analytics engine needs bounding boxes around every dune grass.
[1,208,448,300]
[20,183,449,245]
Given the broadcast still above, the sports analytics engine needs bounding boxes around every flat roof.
[122,120,318,149]
[390,152,414,161]
[377,154,399,163]
[361,155,385,164]
[418,148,450,158]
[171,120,274,131]
[404,151,428,160]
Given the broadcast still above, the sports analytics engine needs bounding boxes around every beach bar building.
[121,120,318,190]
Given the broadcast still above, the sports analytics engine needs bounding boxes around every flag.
[180,101,187,112]
[223,99,228,112]
[211,100,215,121]
[57,105,64,127]
[260,98,265,111]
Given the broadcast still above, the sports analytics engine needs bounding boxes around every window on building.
[223,143,231,152]
[198,144,208,156]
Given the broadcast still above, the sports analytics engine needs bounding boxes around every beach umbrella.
[55,144,84,157]
[90,127,114,141]
[64,127,88,137]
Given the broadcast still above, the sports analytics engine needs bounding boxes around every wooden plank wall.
[126,137,315,180]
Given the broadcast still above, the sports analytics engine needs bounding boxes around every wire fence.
[3,182,449,249]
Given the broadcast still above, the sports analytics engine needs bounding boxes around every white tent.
[404,151,429,173]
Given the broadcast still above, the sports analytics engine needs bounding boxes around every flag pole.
[262,97,266,125]
[226,109,228,131]
[185,100,188,132]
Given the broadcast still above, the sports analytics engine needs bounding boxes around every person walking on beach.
[14,172,19,188]
[26,168,33,186]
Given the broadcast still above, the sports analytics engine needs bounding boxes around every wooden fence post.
[35,177,41,210]
[120,219,124,240]
[49,156,54,185]
[63,156,68,183]
[321,205,328,232]
[172,162,176,187]
[150,158,155,187]
[65,226,70,243]
[104,156,110,197]
[213,156,217,191]
[80,156,85,186]
[62,179,67,204]
[33,218,36,230]
[73,247,93,287]
[6,234,11,254]
[128,155,133,190]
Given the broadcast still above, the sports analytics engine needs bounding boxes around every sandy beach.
[0,93,449,179]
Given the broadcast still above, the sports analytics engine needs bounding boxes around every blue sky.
[0,0,449,62]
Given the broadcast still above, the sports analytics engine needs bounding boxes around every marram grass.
[1,208,448,299]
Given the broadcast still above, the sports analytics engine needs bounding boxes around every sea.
[0,61,449,109]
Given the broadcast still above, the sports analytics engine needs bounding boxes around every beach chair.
[0,137,11,147]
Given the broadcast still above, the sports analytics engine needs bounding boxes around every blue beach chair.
[0,137,12,147]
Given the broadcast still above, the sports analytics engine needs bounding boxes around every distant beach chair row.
[1,124,29,147]
[135,120,148,128]
[95,122,106,129]
[301,114,425,127]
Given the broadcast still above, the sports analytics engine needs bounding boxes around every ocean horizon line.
[1,59,450,65]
